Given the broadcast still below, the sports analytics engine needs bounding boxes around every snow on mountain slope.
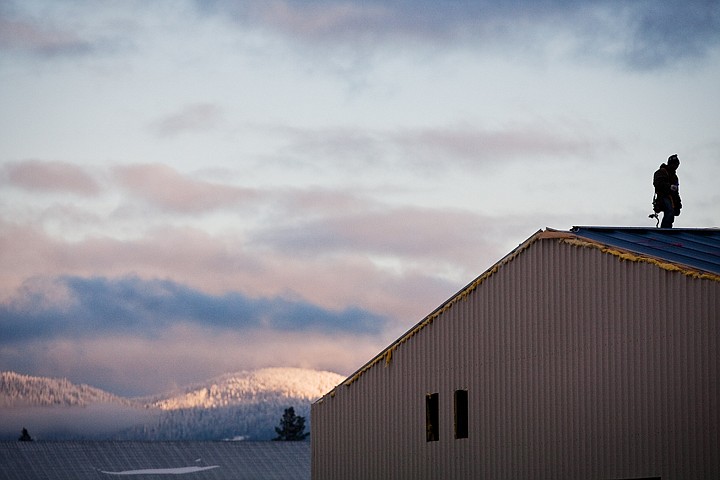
[0,371,138,408]
[151,368,345,410]
[1,368,346,440]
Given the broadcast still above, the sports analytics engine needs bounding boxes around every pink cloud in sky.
[0,18,92,56]
[392,124,602,164]
[0,158,536,325]
[3,160,100,195]
[252,1,390,39]
[114,164,258,213]
[0,219,462,327]
[253,206,495,262]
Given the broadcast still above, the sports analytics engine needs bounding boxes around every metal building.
[311,227,720,479]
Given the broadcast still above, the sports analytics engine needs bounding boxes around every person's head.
[667,154,680,170]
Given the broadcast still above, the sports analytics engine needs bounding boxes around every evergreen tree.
[18,428,33,442]
[273,407,309,441]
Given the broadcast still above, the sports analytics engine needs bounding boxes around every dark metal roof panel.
[0,441,310,480]
[568,226,720,275]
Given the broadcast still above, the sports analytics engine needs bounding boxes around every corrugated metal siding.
[312,235,720,479]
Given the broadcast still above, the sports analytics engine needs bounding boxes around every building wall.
[312,236,720,479]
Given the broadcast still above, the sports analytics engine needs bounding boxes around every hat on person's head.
[668,154,679,166]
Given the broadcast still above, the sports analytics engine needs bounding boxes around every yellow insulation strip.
[560,238,720,283]
[384,348,392,366]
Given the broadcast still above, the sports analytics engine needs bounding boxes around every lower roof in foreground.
[0,441,310,480]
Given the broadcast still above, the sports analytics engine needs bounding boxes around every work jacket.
[653,163,682,214]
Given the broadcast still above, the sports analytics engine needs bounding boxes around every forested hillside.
[0,368,344,441]
[0,371,138,408]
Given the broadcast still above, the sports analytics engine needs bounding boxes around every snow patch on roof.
[101,465,219,475]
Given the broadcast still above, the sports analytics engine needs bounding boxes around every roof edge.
[571,226,720,232]
[314,227,720,404]
[558,236,720,282]
[316,229,551,400]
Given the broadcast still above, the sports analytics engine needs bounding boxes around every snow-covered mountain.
[0,368,345,441]
[148,368,344,410]
[0,371,138,408]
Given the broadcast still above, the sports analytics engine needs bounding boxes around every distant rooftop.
[0,441,309,480]
[567,226,720,275]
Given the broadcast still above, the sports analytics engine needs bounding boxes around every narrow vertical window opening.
[454,389,468,439]
[425,393,439,442]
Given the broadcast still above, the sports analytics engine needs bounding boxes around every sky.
[1,0,719,398]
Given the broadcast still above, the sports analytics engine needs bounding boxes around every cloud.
[4,0,718,71]
[150,103,225,137]
[390,124,601,167]
[0,16,93,56]
[253,206,494,263]
[0,329,386,397]
[268,125,388,172]
[0,275,386,343]
[270,122,607,175]
[0,404,160,439]
[244,1,391,40]
[2,160,101,196]
[0,219,444,322]
[200,0,720,69]
[114,164,258,213]
[605,1,720,69]
[0,272,391,396]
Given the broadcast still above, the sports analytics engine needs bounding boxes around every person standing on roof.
[653,154,682,228]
